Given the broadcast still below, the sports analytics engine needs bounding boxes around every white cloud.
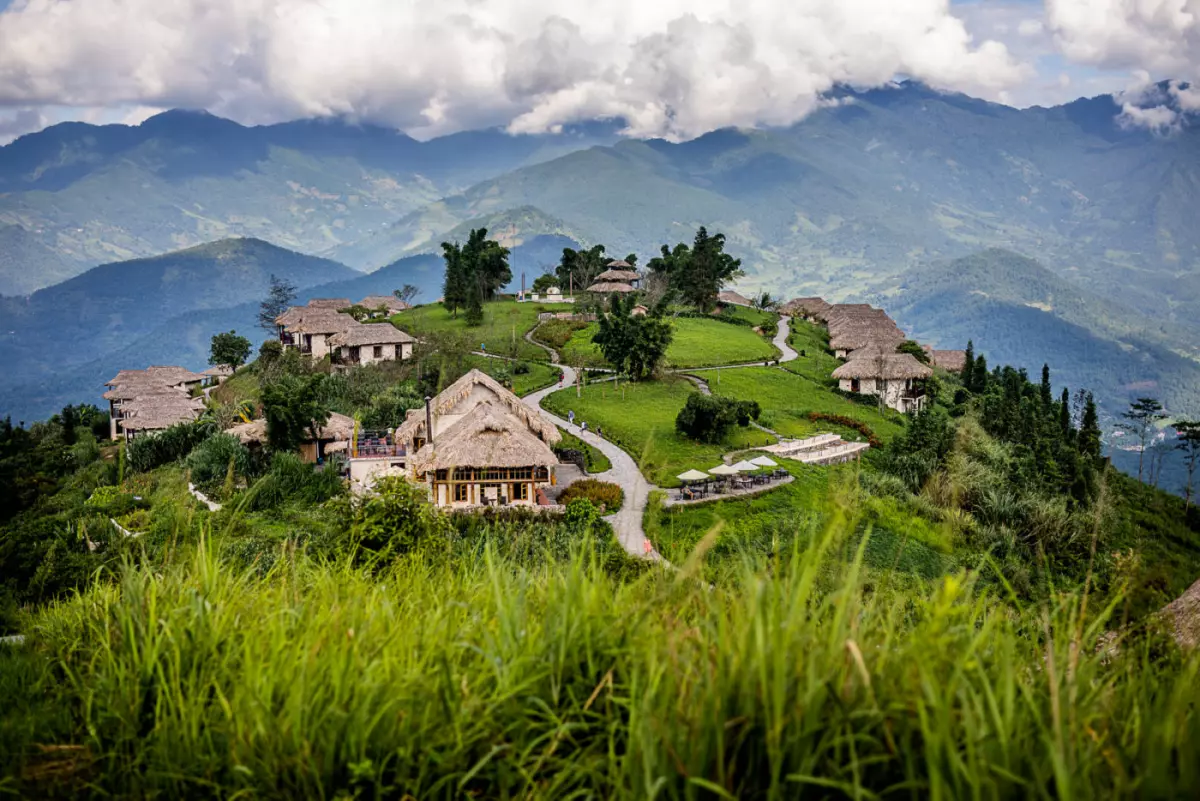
[1046,0,1200,128]
[0,0,1030,141]
[1018,19,1045,38]
[0,106,46,144]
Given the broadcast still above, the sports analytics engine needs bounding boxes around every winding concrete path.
[521,313,799,561]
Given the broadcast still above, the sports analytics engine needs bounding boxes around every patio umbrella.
[708,464,739,476]
[731,460,760,472]
[750,455,778,467]
[677,469,710,482]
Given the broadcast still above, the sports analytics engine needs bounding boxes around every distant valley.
[1,81,1199,432]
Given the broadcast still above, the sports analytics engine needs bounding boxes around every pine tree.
[1078,392,1102,462]
[1175,421,1200,513]
[258,274,297,333]
[1118,397,1165,482]
[1040,364,1053,410]
[464,272,484,326]
[441,241,468,318]
[971,354,988,394]
[1059,387,1073,438]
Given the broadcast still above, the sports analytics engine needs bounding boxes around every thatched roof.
[359,295,411,313]
[411,401,559,474]
[202,365,234,378]
[827,309,895,329]
[586,281,636,293]
[829,327,906,352]
[929,350,967,372]
[288,308,354,335]
[828,319,902,340]
[1161,577,1200,650]
[119,394,205,431]
[782,297,832,317]
[395,368,560,446]
[105,365,206,388]
[717,290,753,307]
[631,304,649,316]
[595,268,640,282]
[225,412,356,446]
[327,320,416,347]
[832,353,933,380]
[307,298,351,309]
[606,259,633,268]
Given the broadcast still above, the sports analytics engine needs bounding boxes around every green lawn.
[781,318,842,385]
[722,305,777,328]
[542,377,773,486]
[645,457,957,584]
[462,355,560,397]
[709,367,905,443]
[391,300,551,362]
[560,317,779,370]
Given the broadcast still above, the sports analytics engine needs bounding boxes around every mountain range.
[1,81,1198,429]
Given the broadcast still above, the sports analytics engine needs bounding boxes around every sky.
[0,0,1196,144]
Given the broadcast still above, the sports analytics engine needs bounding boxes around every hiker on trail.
[568,410,575,424]
[597,426,603,439]
[581,421,588,432]
[643,538,652,556]
[481,343,486,353]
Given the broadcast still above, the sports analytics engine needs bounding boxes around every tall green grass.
[3,515,1199,798]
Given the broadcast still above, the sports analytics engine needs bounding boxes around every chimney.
[424,395,434,449]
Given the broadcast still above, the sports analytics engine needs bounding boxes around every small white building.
[832,353,933,414]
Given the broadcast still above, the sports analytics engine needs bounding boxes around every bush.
[558,479,624,512]
[337,476,452,565]
[242,452,345,511]
[676,393,760,443]
[534,319,589,350]
[126,422,214,473]
[185,433,252,494]
[84,485,148,517]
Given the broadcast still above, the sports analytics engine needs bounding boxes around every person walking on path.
[568,410,575,425]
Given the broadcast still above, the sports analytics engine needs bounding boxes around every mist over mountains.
[1,81,1198,428]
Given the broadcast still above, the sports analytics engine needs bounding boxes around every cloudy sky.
[0,0,1196,144]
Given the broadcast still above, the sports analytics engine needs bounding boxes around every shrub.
[126,422,214,473]
[84,485,148,517]
[185,433,252,494]
[339,476,452,564]
[806,412,882,448]
[535,319,589,350]
[242,452,345,511]
[677,393,760,443]
[558,479,624,512]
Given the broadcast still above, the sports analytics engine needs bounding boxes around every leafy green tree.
[969,354,989,394]
[1118,397,1165,482]
[896,340,929,364]
[593,294,674,379]
[556,244,608,291]
[257,274,296,333]
[464,228,512,299]
[648,227,744,311]
[209,330,252,371]
[343,477,452,566]
[532,272,559,293]
[261,374,330,454]
[1175,420,1200,512]
[441,240,468,318]
[465,273,484,327]
[675,393,760,443]
[962,340,975,387]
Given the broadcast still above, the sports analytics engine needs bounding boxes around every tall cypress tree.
[1079,392,1102,461]
[1040,364,1053,410]
[441,241,468,318]
[962,340,976,389]
[1059,387,1073,438]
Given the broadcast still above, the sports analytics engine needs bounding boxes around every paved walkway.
[522,313,799,563]
[524,366,662,562]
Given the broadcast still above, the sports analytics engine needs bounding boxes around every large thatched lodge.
[784,297,965,413]
[392,369,562,508]
[103,366,209,440]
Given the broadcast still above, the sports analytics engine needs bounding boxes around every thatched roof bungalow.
[595,268,640,283]
[358,295,412,316]
[226,412,357,463]
[717,290,753,307]
[103,366,207,440]
[832,353,932,414]
[327,320,417,365]
[782,297,832,320]
[829,326,907,358]
[394,368,561,508]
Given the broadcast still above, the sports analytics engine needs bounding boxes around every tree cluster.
[675,393,760,444]
[442,228,512,324]
[592,294,674,380]
[648,227,744,311]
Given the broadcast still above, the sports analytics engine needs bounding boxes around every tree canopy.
[257,274,296,333]
[441,228,512,319]
[261,373,331,454]
[556,244,608,291]
[209,330,252,371]
[592,294,673,380]
[647,227,743,311]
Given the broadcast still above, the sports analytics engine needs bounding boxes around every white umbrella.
[750,455,778,467]
[708,464,739,476]
[677,469,710,482]
[731,460,760,472]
